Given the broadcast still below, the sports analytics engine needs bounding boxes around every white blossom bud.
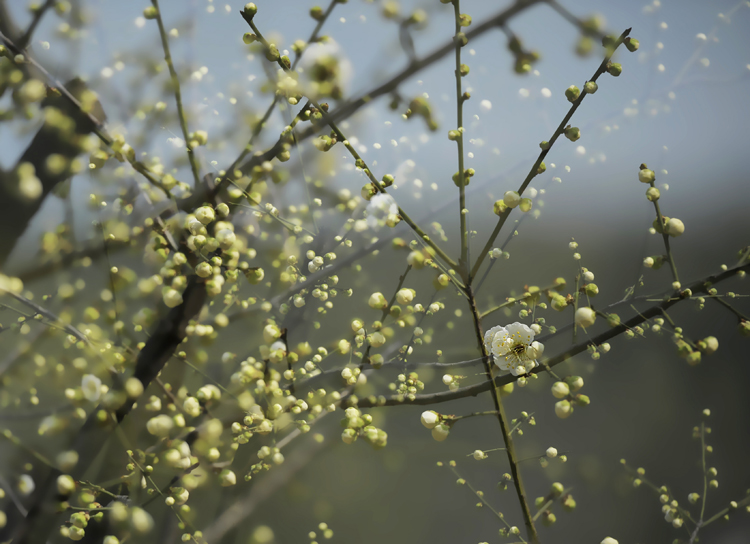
[575,307,596,328]
[665,218,685,237]
[421,411,439,429]
[639,168,655,183]
[546,447,558,458]
[555,400,572,419]
[431,423,450,442]
[551,381,570,399]
[503,191,521,208]
[146,414,174,437]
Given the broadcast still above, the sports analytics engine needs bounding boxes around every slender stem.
[354,261,750,408]
[218,0,339,192]
[448,465,527,542]
[470,27,632,280]
[699,421,708,522]
[151,0,201,187]
[452,0,469,277]
[648,180,679,284]
[18,0,55,49]
[466,285,539,543]
[242,16,458,272]
[710,295,749,322]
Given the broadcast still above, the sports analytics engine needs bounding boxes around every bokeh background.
[1,0,750,543]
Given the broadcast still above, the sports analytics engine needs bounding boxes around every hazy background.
[1,0,749,543]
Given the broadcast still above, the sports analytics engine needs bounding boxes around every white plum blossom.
[81,374,102,402]
[365,193,399,230]
[483,322,544,376]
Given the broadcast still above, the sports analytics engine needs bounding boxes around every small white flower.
[601,538,619,544]
[483,322,543,376]
[365,193,399,230]
[546,447,558,458]
[81,374,102,402]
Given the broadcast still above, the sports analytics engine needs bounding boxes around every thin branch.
[151,0,201,187]
[470,27,632,280]
[353,261,750,409]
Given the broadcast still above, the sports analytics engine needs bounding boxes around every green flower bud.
[243,3,258,17]
[493,200,507,216]
[242,32,257,44]
[564,126,581,142]
[607,62,623,77]
[639,167,655,183]
[584,81,598,94]
[646,187,660,201]
[536,162,546,174]
[459,63,470,76]
[519,198,533,212]
[624,37,640,52]
[539,140,551,150]
[584,283,599,296]
[565,85,580,103]
[143,6,158,19]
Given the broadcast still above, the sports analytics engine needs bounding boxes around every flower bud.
[565,85,580,103]
[555,400,572,419]
[431,423,450,441]
[697,336,718,355]
[584,283,599,296]
[565,375,584,391]
[584,81,598,94]
[493,199,507,216]
[624,37,640,52]
[368,292,387,309]
[551,381,570,399]
[503,191,521,208]
[646,187,660,201]
[606,62,623,76]
[639,168,655,185]
[575,307,596,328]
[564,126,581,142]
[665,218,685,237]
[219,469,236,486]
[421,410,439,429]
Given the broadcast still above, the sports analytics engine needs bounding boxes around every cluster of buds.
[533,482,576,526]
[551,376,589,419]
[392,372,424,401]
[341,407,388,449]
[420,410,451,442]
[507,35,540,74]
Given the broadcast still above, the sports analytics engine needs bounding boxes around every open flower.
[483,322,544,376]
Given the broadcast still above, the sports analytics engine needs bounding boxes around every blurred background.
[1,0,749,543]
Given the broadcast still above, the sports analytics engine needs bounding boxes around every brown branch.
[354,261,750,409]
[0,276,207,544]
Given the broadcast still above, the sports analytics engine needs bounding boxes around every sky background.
[1,1,750,543]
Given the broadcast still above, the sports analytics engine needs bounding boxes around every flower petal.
[506,322,534,343]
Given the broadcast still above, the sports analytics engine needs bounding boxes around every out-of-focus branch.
[0,276,207,544]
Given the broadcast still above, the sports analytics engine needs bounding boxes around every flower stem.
[151,0,201,188]
[470,27,632,281]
